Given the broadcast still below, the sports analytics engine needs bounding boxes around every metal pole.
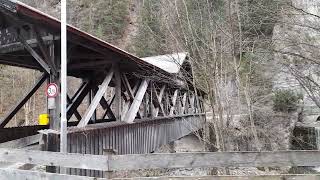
[60,0,67,156]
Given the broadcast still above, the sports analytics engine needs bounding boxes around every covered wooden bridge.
[0,0,205,176]
[2,1,320,180]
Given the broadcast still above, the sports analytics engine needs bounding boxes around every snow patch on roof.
[141,52,188,74]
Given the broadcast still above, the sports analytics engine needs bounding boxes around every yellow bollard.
[38,114,49,125]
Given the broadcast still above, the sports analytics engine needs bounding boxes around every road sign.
[46,83,58,98]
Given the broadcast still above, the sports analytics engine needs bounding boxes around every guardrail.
[1,169,320,180]
[0,149,320,179]
[0,149,320,170]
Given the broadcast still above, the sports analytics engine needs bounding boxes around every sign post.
[60,0,67,164]
[46,83,58,110]
[46,83,58,98]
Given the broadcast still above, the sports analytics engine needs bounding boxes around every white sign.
[48,97,56,109]
[46,83,58,98]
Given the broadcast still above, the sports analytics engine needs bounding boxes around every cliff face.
[273,0,320,119]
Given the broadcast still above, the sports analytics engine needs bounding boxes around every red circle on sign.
[46,83,59,98]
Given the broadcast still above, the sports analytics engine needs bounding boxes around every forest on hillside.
[2,0,320,160]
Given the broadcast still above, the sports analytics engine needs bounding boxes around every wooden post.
[143,92,149,118]
[48,41,60,130]
[46,41,61,173]
[150,83,154,118]
[45,131,61,173]
[114,65,121,121]
[189,92,195,114]
[181,92,187,115]
[88,90,96,123]
[39,133,48,152]
[103,149,117,179]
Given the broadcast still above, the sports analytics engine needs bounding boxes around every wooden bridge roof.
[0,0,184,84]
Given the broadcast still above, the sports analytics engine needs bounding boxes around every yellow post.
[38,114,49,125]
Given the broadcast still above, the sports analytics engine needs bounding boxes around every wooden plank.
[116,175,320,180]
[0,148,108,171]
[78,69,114,127]
[0,74,47,128]
[0,169,319,180]
[0,35,58,54]
[0,134,40,149]
[0,168,106,180]
[110,151,320,171]
[123,79,149,123]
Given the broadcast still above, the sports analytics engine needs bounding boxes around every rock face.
[273,0,320,123]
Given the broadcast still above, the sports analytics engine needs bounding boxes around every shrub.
[272,90,302,112]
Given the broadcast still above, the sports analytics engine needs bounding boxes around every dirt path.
[117,0,141,50]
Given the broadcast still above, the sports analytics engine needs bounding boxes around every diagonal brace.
[67,95,81,121]
[77,69,114,127]
[18,33,51,74]
[123,79,149,123]
[169,89,179,116]
[92,86,116,120]
[0,74,47,128]
[152,85,166,117]
[67,81,91,120]
[33,27,57,73]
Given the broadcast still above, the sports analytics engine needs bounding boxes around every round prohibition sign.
[46,83,59,98]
